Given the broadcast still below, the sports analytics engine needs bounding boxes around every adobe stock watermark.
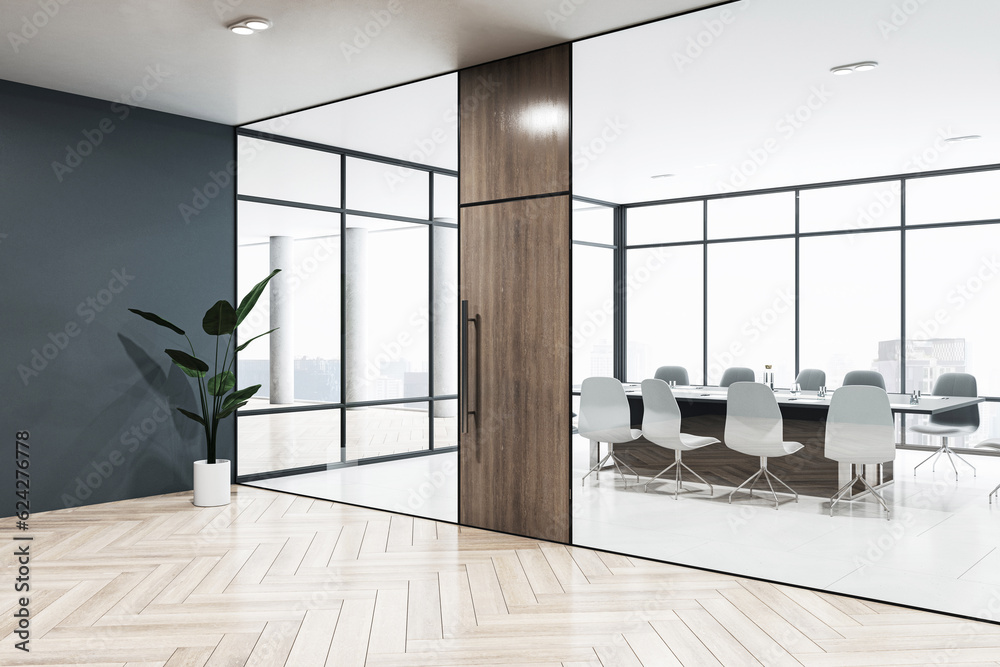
[360,277,459,384]
[180,117,291,223]
[672,6,740,72]
[392,458,457,514]
[16,268,135,386]
[716,84,834,193]
[60,396,171,508]
[384,74,502,192]
[878,0,931,39]
[545,0,587,29]
[573,117,628,173]
[853,127,956,233]
[51,65,172,182]
[904,253,999,359]
[6,0,72,53]
[340,0,404,62]
[707,287,796,381]
[237,235,339,342]
[572,246,669,352]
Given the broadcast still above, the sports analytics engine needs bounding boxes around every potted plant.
[130,270,279,506]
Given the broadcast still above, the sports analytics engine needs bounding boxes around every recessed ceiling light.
[651,173,675,179]
[228,18,271,35]
[944,134,982,143]
[830,61,879,75]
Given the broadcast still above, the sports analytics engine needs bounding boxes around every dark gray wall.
[0,79,235,513]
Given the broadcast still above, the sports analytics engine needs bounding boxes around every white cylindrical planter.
[270,236,294,404]
[193,459,231,507]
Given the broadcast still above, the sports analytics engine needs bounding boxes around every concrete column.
[432,225,458,416]
[269,236,294,404]
[345,227,369,403]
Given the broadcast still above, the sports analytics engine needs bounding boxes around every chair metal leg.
[947,447,977,476]
[989,481,1000,505]
[830,465,890,520]
[646,451,713,499]
[914,437,976,479]
[729,457,796,508]
[615,457,640,486]
[763,468,799,503]
[913,447,943,474]
[582,451,613,485]
[761,470,779,510]
[679,460,714,496]
[643,461,678,492]
[728,469,764,504]
[582,443,638,487]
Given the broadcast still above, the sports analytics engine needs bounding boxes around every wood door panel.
[460,195,571,543]
[458,44,571,205]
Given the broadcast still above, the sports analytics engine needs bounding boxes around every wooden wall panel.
[459,44,573,543]
[459,196,571,543]
[459,44,571,204]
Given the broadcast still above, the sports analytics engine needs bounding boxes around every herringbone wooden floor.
[3,486,1000,666]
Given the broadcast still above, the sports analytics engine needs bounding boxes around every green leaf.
[235,269,280,326]
[236,328,277,353]
[207,371,236,396]
[202,300,237,336]
[129,308,185,336]
[177,408,206,425]
[217,401,249,420]
[165,348,209,378]
[221,384,261,413]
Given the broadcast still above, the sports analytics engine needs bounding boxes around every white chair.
[974,439,1000,504]
[579,377,642,487]
[654,365,690,385]
[825,385,896,520]
[720,367,754,387]
[724,382,804,508]
[795,368,826,391]
[911,372,979,480]
[842,370,886,390]
[641,379,719,498]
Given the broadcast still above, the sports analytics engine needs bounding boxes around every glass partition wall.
[234,76,458,522]
[621,167,1000,442]
[573,164,1000,619]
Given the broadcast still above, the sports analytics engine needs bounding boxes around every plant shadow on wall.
[127,270,279,505]
[57,336,201,509]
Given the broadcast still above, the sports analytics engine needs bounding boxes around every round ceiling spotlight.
[229,17,271,35]
[244,18,271,30]
[830,61,879,75]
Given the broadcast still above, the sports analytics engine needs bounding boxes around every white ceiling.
[4,0,996,205]
[0,0,714,126]
[573,0,1000,203]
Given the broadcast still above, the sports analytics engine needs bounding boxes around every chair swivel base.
[582,450,639,487]
[831,472,890,520]
[913,442,976,481]
[644,459,713,499]
[728,466,798,510]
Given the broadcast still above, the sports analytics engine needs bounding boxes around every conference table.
[580,383,984,496]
